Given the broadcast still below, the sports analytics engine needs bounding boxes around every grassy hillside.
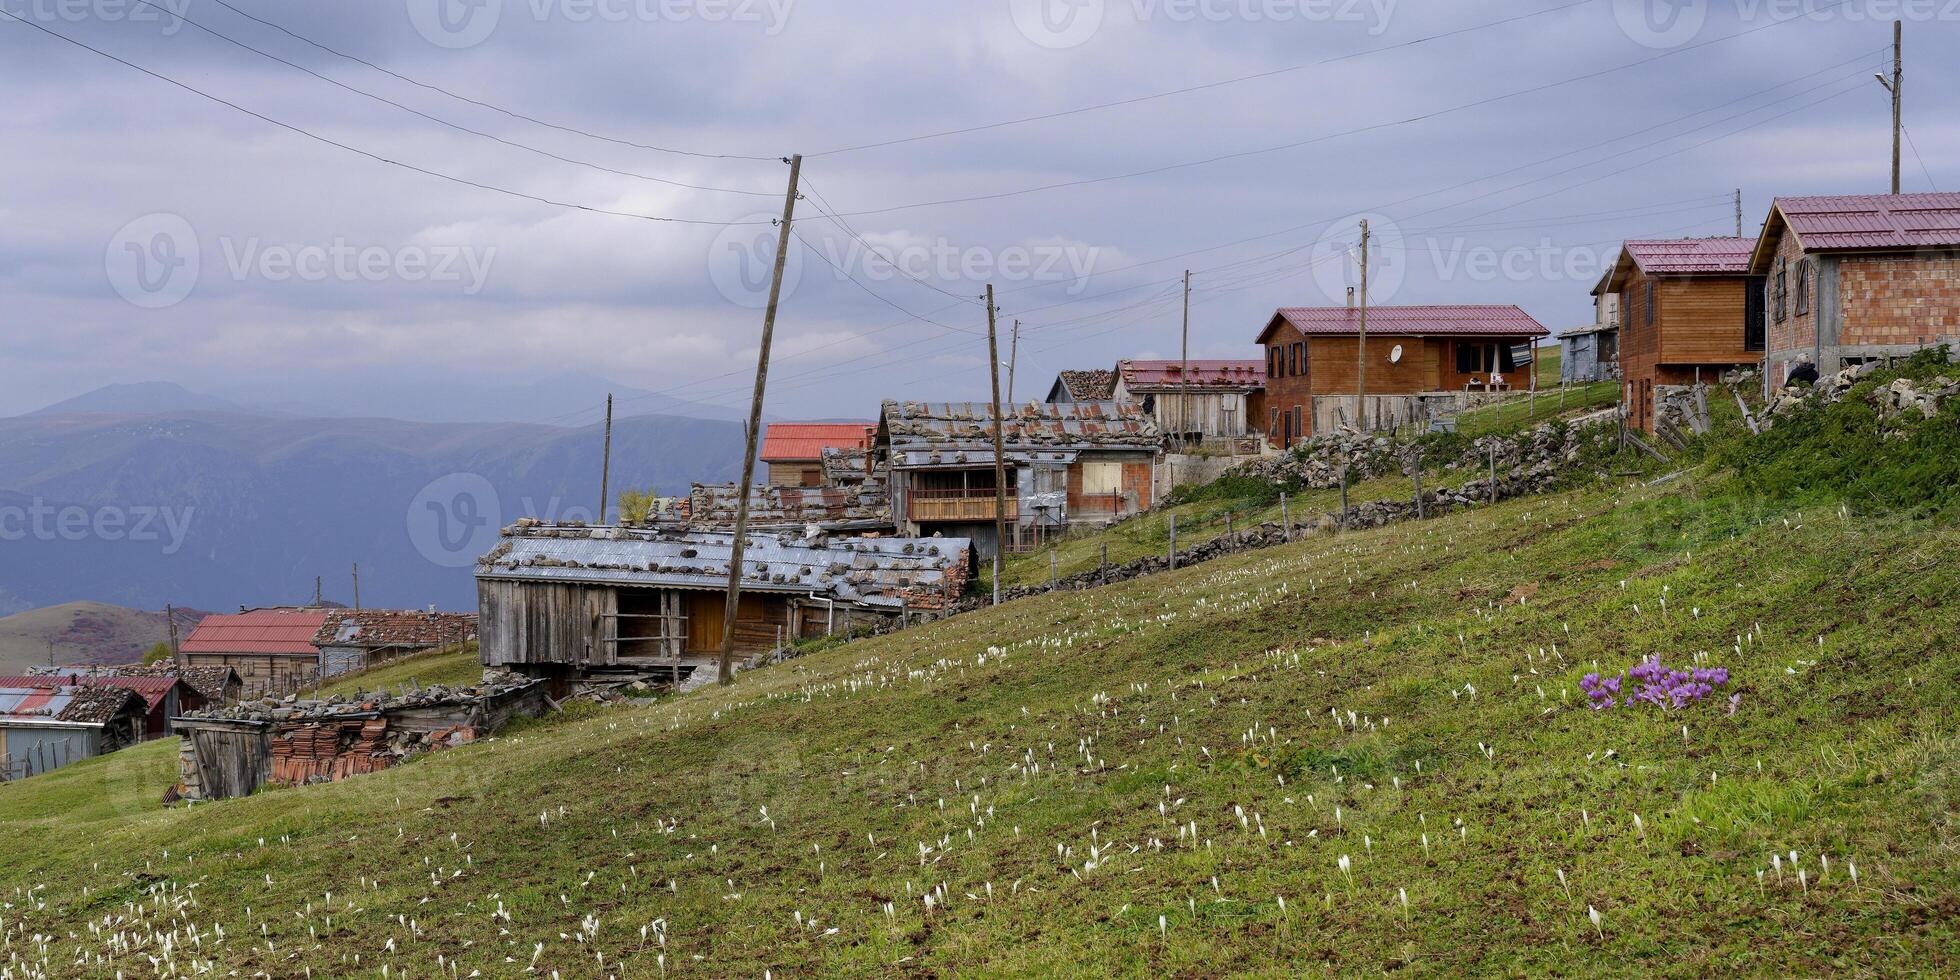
[4,371,1958,976]
[0,601,203,674]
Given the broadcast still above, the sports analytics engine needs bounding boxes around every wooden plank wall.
[1308,336,1442,396]
[183,653,321,697]
[477,580,614,668]
[1658,278,1756,365]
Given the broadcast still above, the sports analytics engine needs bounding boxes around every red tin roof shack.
[1256,305,1550,445]
[1600,237,1765,432]
[180,608,329,696]
[759,423,877,487]
[1113,359,1266,444]
[1747,194,1960,383]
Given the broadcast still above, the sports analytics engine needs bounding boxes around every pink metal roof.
[760,423,876,462]
[180,609,328,656]
[1118,359,1266,391]
[1623,237,1755,275]
[1265,305,1549,340]
[1774,193,1960,251]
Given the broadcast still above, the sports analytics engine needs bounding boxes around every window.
[1268,407,1278,435]
[1773,259,1788,323]
[1744,274,1767,352]
[1795,259,1811,316]
[1644,282,1655,326]
[1456,342,1480,374]
[1291,406,1303,441]
[1268,346,1280,377]
[1291,342,1304,375]
[1079,461,1122,495]
[1497,344,1518,372]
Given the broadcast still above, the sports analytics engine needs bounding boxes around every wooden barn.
[179,608,329,696]
[476,524,971,685]
[313,609,479,678]
[0,684,145,781]
[1111,359,1266,447]
[1599,237,1764,431]
[759,422,876,487]
[1257,305,1551,444]
[877,400,1161,557]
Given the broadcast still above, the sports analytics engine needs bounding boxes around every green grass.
[294,642,485,700]
[4,388,1958,975]
[1451,380,1621,438]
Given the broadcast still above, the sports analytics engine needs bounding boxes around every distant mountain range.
[0,394,746,613]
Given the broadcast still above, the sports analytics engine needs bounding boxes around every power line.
[202,0,777,161]
[115,0,779,196]
[0,11,776,226]
[789,226,983,336]
[808,0,1602,157]
[799,175,985,307]
[1902,125,1941,191]
[816,0,1862,220]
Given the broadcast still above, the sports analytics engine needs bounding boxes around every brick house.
[1256,305,1550,446]
[1748,193,1960,383]
[1599,237,1765,432]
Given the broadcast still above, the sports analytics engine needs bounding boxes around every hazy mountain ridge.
[0,409,744,613]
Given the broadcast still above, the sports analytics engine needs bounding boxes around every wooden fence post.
[1280,492,1290,541]
[1489,441,1498,505]
[1413,449,1425,519]
[1168,515,1178,569]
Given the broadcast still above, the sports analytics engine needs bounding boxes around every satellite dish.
[1389,344,1404,364]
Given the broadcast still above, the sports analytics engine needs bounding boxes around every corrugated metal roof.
[181,609,329,656]
[478,525,971,609]
[1777,193,1960,251]
[1623,237,1755,275]
[43,663,239,701]
[1118,359,1265,391]
[880,401,1159,457]
[5,673,186,709]
[0,684,141,726]
[760,422,876,462]
[1264,305,1550,340]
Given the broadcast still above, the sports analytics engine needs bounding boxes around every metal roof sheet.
[1776,193,1960,251]
[1623,237,1755,275]
[180,609,329,655]
[477,525,971,609]
[1265,305,1550,340]
[880,401,1159,456]
[760,422,876,462]
[1117,359,1266,391]
[0,684,141,726]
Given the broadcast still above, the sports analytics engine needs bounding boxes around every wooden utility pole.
[164,603,180,655]
[599,393,614,524]
[313,576,322,606]
[1888,20,1903,194]
[1734,188,1743,238]
[1006,319,1021,405]
[1356,220,1370,433]
[986,284,1009,605]
[351,563,361,610]
[1180,269,1191,447]
[719,153,802,685]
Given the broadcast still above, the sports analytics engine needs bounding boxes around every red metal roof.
[1774,193,1960,251]
[1264,305,1549,341]
[1117,359,1266,390]
[1623,237,1755,275]
[759,422,875,462]
[180,609,328,656]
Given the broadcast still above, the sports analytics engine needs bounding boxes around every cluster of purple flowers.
[1581,657,1731,711]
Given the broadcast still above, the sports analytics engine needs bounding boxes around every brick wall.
[1839,252,1960,347]
[1764,228,1816,361]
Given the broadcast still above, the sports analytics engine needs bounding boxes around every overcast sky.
[1,0,1951,424]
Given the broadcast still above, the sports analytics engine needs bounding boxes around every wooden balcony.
[909,489,1017,523]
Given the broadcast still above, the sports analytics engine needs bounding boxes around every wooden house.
[313,610,479,678]
[877,400,1160,557]
[179,608,329,696]
[680,481,895,535]
[0,684,145,781]
[759,423,876,487]
[1111,359,1266,446]
[476,524,971,686]
[1748,193,1960,383]
[1256,305,1551,445]
[1599,237,1764,431]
